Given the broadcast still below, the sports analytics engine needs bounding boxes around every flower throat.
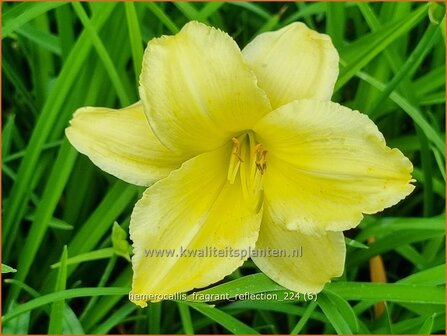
[227,132,267,213]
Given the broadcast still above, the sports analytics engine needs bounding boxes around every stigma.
[227,132,267,213]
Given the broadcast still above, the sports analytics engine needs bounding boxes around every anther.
[232,137,244,162]
[254,144,268,175]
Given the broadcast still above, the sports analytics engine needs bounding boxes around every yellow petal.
[254,99,414,233]
[130,144,262,307]
[66,102,188,187]
[243,22,339,109]
[139,21,271,155]
[253,204,345,293]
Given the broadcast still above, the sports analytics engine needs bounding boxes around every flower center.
[227,132,267,213]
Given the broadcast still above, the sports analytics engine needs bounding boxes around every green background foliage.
[2,1,445,334]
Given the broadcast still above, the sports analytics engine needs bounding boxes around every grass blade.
[318,290,358,334]
[145,2,179,34]
[92,303,136,334]
[355,69,445,156]
[418,313,436,334]
[148,302,162,334]
[125,2,144,82]
[185,302,259,334]
[48,246,68,334]
[3,2,117,254]
[3,287,129,322]
[178,302,195,334]
[51,248,114,269]
[290,301,317,334]
[2,264,17,274]
[2,2,67,38]
[16,24,61,55]
[317,292,352,334]
[337,5,427,90]
[71,2,131,106]
[9,140,77,304]
[188,273,283,301]
[326,282,445,304]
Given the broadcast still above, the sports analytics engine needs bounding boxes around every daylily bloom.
[66,21,414,307]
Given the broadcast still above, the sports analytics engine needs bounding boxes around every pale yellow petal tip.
[284,21,334,42]
[280,22,339,61]
[67,106,103,127]
[65,107,90,131]
[180,20,231,40]
[181,20,212,32]
[64,106,101,139]
[131,299,148,308]
[129,291,151,308]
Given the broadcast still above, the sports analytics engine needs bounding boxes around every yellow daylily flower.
[66,21,414,308]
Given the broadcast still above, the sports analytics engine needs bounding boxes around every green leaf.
[355,69,445,156]
[3,287,129,322]
[337,5,427,90]
[398,264,445,286]
[367,21,441,118]
[326,2,345,48]
[173,2,202,22]
[62,307,85,334]
[51,248,114,269]
[326,282,445,304]
[225,300,326,321]
[71,2,131,106]
[184,302,259,334]
[197,2,225,22]
[91,303,136,334]
[190,273,445,305]
[290,301,317,334]
[16,24,61,55]
[124,2,143,82]
[112,222,131,261]
[5,279,84,333]
[68,182,136,259]
[349,230,443,267]
[178,302,194,334]
[188,274,283,301]
[5,5,118,304]
[429,2,445,25]
[2,114,16,159]
[345,237,369,249]
[2,264,17,274]
[2,2,67,38]
[80,268,132,330]
[414,65,445,96]
[375,312,444,334]
[418,313,436,334]
[148,302,162,334]
[48,246,68,334]
[227,2,270,19]
[25,213,73,231]
[79,256,118,325]
[8,140,78,303]
[318,290,358,334]
[2,302,30,334]
[144,2,179,34]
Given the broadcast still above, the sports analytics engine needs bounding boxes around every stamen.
[253,143,268,175]
[227,132,268,213]
[227,135,246,184]
[256,150,268,175]
[227,156,240,184]
[232,137,244,162]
